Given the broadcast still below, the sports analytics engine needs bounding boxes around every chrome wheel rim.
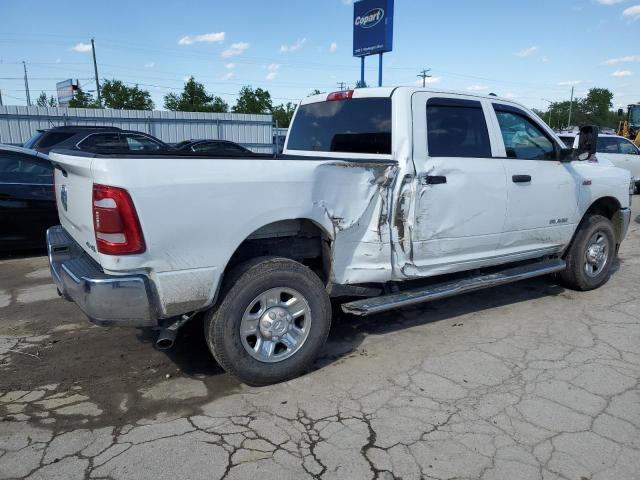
[584,231,609,278]
[240,287,312,363]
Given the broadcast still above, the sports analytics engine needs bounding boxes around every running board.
[341,259,566,316]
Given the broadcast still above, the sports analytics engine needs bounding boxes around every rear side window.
[426,98,491,158]
[287,98,391,154]
[0,152,52,184]
[78,133,123,152]
[123,134,163,152]
[37,132,75,149]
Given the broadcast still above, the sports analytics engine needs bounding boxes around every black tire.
[204,257,331,386]
[558,214,616,291]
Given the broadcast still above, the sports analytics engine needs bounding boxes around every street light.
[541,98,554,129]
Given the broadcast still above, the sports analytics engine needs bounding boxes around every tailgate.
[49,152,99,262]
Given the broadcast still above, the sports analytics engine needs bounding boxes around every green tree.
[309,89,322,96]
[163,77,228,112]
[101,79,154,110]
[232,86,273,114]
[538,88,618,129]
[272,102,296,127]
[36,92,57,107]
[580,88,614,126]
[67,87,98,108]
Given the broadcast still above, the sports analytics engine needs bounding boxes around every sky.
[0,0,639,112]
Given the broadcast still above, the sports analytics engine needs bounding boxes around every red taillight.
[92,184,145,255]
[327,90,354,101]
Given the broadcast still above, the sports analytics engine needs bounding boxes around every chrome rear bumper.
[47,226,157,327]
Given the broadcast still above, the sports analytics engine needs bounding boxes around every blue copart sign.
[353,0,394,57]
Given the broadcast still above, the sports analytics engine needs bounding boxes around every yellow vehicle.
[618,103,640,147]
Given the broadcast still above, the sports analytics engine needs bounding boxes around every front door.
[489,102,579,256]
[407,93,508,275]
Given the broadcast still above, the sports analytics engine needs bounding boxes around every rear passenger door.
[489,103,579,256]
[409,94,508,274]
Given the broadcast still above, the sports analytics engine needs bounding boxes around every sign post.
[353,0,394,87]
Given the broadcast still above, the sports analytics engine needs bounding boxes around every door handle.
[422,175,447,185]
[512,175,531,183]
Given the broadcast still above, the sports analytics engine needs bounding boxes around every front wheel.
[204,257,331,386]
[558,214,616,291]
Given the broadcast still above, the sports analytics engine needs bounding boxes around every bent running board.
[341,259,566,316]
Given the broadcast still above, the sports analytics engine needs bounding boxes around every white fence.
[0,106,274,153]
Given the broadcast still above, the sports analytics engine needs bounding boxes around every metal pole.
[567,86,574,128]
[378,53,383,87]
[0,89,3,106]
[273,119,278,158]
[23,61,31,106]
[360,56,365,87]
[91,38,101,106]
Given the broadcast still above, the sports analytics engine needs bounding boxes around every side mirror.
[618,108,624,117]
[576,125,598,161]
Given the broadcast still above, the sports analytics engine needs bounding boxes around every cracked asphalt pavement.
[2,201,640,479]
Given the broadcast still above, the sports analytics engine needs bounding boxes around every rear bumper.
[47,225,157,327]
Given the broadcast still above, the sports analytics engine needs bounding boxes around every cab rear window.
[287,98,391,154]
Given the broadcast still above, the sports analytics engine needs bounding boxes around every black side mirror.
[576,125,598,160]
[618,108,624,117]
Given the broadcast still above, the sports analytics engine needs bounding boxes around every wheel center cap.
[587,245,602,264]
[260,307,291,338]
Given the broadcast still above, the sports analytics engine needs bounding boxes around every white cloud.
[622,5,640,20]
[341,0,353,4]
[467,85,489,91]
[603,55,640,65]
[504,92,517,99]
[178,32,225,45]
[55,58,61,63]
[329,42,338,53]
[221,42,249,58]
[612,69,632,77]
[540,56,549,62]
[265,63,280,81]
[280,38,307,53]
[224,63,236,69]
[414,76,441,86]
[516,46,538,57]
[557,80,582,86]
[144,62,155,68]
[220,72,234,80]
[596,0,625,4]
[183,76,192,82]
[71,42,92,53]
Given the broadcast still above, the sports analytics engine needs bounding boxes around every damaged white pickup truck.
[48,87,632,385]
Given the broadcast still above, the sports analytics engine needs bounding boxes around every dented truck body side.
[48,87,632,326]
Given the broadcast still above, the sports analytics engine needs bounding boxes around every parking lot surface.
[1,203,639,480]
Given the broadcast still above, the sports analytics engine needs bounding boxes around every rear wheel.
[558,214,615,291]
[204,257,331,386]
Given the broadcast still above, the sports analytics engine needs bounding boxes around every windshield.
[287,98,392,154]
[23,131,44,149]
[630,106,640,126]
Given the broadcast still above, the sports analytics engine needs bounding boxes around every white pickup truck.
[48,87,633,385]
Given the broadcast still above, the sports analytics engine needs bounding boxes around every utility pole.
[91,38,101,106]
[417,69,432,88]
[0,89,3,107]
[23,61,31,106]
[337,81,347,91]
[567,86,574,128]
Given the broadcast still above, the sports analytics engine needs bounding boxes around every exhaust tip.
[155,329,177,350]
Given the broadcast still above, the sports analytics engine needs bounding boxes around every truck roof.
[300,86,523,106]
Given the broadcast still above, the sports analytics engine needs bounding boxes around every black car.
[175,139,253,155]
[0,145,57,251]
[24,126,122,154]
[25,126,174,154]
